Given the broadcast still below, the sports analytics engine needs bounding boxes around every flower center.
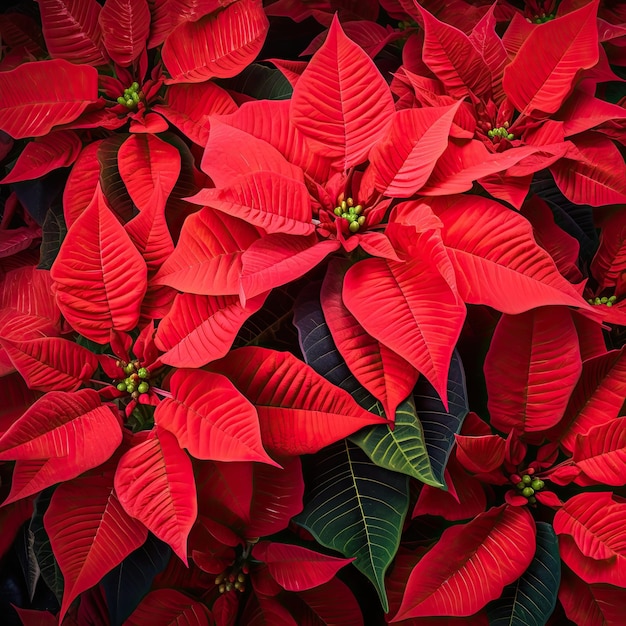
[117,82,144,109]
[588,295,617,307]
[530,12,555,23]
[115,360,151,399]
[487,123,514,142]
[510,470,545,505]
[333,197,366,233]
[215,565,248,594]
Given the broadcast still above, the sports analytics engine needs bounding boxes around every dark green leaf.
[97,135,136,223]
[38,205,67,270]
[217,63,293,100]
[487,521,560,626]
[294,440,409,613]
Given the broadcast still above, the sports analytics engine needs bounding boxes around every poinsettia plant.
[1,0,626,624]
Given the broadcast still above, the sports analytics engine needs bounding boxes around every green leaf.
[38,205,67,271]
[486,521,560,626]
[294,440,409,613]
[217,63,293,101]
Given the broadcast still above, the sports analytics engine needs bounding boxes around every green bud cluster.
[532,13,555,23]
[515,473,545,503]
[398,19,418,31]
[215,566,248,594]
[588,295,617,307]
[115,360,151,398]
[116,82,144,109]
[333,197,366,233]
[487,123,514,141]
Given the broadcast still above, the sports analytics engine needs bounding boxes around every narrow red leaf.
[114,429,197,563]
[0,227,41,259]
[455,433,506,475]
[0,131,82,184]
[125,589,212,626]
[573,418,626,485]
[44,472,148,623]
[50,185,148,343]
[63,140,102,228]
[36,0,108,65]
[290,15,395,169]
[0,499,34,560]
[211,347,386,456]
[99,0,150,66]
[161,0,268,83]
[0,59,99,138]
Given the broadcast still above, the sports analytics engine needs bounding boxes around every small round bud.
[124,363,135,375]
[215,574,224,585]
[527,467,535,475]
[516,481,525,490]
[237,573,246,583]
[607,301,613,307]
[601,297,608,304]
[131,81,139,91]
[334,207,343,216]
[531,479,544,491]
[347,197,354,207]
[522,474,532,484]
[225,583,233,592]
[349,221,360,233]
[522,487,534,497]
[138,382,150,394]
[218,584,226,594]
[138,367,149,379]
[131,390,140,399]
[126,383,136,393]
[117,382,127,392]
[341,200,347,211]
[609,295,617,302]
[117,97,126,105]
[507,133,514,140]
[528,496,537,504]
[357,216,366,226]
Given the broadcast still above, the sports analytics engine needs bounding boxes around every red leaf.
[291,578,365,626]
[502,0,599,114]
[391,505,535,620]
[242,594,298,626]
[591,208,626,290]
[0,227,42,259]
[0,59,99,138]
[36,0,108,65]
[366,102,463,197]
[12,607,57,626]
[252,541,354,592]
[455,433,506,474]
[0,131,82,184]
[114,428,197,563]
[0,499,34,560]
[50,185,148,343]
[0,336,99,392]
[63,140,102,228]
[99,0,150,66]
[153,207,259,296]
[484,308,582,435]
[44,471,148,623]
[156,368,276,465]
[155,293,267,367]
[125,589,212,626]
[0,13,46,56]
[429,195,590,313]
[118,134,181,212]
[554,491,626,586]
[161,0,268,83]
[211,347,386,456]
[573,418,626,485]
[290,15,394,170]
[415,4,492,99]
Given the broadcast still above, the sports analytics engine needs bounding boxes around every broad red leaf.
[161,0,268,83]
[155,292,267,367]
[114,428,197,563]
[44,472,148,623]
[559,566,626,626]
[454,433,506,475]
[252,541,353,592]
[242,594,298,626]
[118,134,181,212]
[590,208,626,290]
[559,89,626,137]
[12,607,57,626]
[415,4,492,99]
[321,261,419,419]
[342,244,465,408]
[156,368,276,465]
[573,418,626,485]
[553,491,626,586]
[290,15,394,170]
[125,589,212,626]
[0,335,99,392]
[0,499,33,560]
[502,0,599,114]
[50,185,148,343]
[0,388,121,471]
[484,308,582,435]
[63,140,102,228]
[0,13,46,56]
[211,347,386,456]
[0,227,41,260]
[36,0,108,65]
[99,0,150,66]
[428,195,590,313]
[0,59,99,138]
[153,208,259,296]
[366,102,462,197]
[391,505,535,620]
[547,347,626,452]
[0,131,82,184]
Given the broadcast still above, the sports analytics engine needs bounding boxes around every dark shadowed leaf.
[217,63,293,100]
[37,206,67,271]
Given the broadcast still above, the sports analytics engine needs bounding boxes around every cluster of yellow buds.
[215,565,248,594]
[487,122,514,141]
[333,197,366,233]
[588,295,617,307]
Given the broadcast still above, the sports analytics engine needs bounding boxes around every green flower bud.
[528,496,537,504]
[609,295,617,302]
[124,363,135,375]
[516,481,525,489]
[117,96,126,105]
[357,216,366,226]
[126,383,136,393]
[354,205,363,215]
[522,487,534,497]
[349,221,360,233]
[522,474,532,484]
[531,479,545,490]
[334,207,343,216]
[601,297,608,304]
[117,382,127,392]
[131,81,139,91]
[138,367,149,379]
[607,301,613,307]
[507,133,514,140]
[138,382,150,394]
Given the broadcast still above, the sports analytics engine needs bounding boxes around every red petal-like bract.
[161,0,268,83]
[44,471,148,623]
[211,347,386,455]
[63,140,102,228]
[0,336,98,392]
[573,418,626,486]
[429,195,589,313]
[155,292,267,367]
[0,388,121,477]
[502,0,599,114]
[290,15,394,170]
[392,505,535,620]
[114,429,197,564]
[99,0,150,66]
[455,433,506,475]
[0,131,82,184]
[50,185,148,343]
[252,541,354,592]
[156,368,276,464]
[0,59,98,138]
[321,262,418,420]
[36,0,108,65]
[117,133,182,212]
[125,589,212,626]
[591,208,626,291]
[484,307,582,435]
[554,491,626,587]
